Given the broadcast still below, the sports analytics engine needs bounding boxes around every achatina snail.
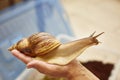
[8,32,104,65]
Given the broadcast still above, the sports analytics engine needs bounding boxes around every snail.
[8,32,104,65]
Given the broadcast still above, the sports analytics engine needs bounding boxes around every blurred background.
[0,0,120,80]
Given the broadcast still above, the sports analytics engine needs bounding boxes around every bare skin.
[11,50,99,80]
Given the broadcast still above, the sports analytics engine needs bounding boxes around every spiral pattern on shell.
[8,32,61,57]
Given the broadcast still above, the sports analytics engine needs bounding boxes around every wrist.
[66,62,99,80]
[66,63,84,80]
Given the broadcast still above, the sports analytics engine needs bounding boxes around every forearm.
[66,63,99,80]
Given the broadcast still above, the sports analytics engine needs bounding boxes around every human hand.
[11,50,99,80]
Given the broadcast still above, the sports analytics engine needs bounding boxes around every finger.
[11,49,32,64]
[27,60,50,69]
[26,60,53,74]
[27,60,68,77]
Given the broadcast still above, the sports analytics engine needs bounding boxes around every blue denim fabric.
[0,0,73,80]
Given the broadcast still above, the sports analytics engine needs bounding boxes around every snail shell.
[8,32,61,57]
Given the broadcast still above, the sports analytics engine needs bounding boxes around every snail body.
[9,32,104,65]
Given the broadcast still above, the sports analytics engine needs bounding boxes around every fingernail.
[26,63,33,69]
[26,64,31,69]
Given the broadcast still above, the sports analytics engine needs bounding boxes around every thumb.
[27,60,49,68]
[26,60,52,74]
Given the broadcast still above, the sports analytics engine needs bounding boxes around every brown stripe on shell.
[16,38,25,50]
[32,39,53,54]
[33,39,61,55]
[29,34,54,45]
[28,32,53,42]
[28,32,55,45]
